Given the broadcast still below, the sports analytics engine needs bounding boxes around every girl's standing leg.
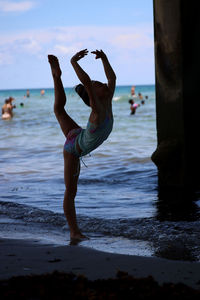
[63,151,86,240]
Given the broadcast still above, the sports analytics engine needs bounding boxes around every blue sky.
[0,0,154,89]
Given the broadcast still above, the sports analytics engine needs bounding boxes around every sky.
[0,0,155,89]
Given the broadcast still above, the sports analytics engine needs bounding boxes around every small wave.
[113,96,120,101]
[113,95,129,102]
[79,167,157,187]
[1,200,200,260]
[0,201,66,226]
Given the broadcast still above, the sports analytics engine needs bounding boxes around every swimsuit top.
[77,114,113,157]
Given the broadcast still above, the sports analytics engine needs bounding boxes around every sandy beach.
[0,237,200,290]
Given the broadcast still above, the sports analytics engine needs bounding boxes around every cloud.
[0,25,155,85]
[0,25,154,60]
[0,36,41,65]
[54,44,82,55]
[111,33,153,49]
[0,1,35,13]
[0,52,13,65]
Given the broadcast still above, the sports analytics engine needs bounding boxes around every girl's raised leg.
[48,55,80,137]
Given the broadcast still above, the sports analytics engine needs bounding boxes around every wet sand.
[0,237,200,291]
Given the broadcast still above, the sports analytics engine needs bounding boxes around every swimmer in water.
[129,99,140,115]
[129,99,136,115]
[1,97,15,120]
[48,49,116,242]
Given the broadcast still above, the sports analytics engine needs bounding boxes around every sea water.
[1,85,200,261]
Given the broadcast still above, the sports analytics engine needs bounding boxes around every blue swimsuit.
[64,114,113,157]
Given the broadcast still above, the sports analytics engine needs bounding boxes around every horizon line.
[0,83,155,92]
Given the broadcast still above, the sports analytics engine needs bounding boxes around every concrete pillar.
[152,0,200,192]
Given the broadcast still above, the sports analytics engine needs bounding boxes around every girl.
[48,49,116,241]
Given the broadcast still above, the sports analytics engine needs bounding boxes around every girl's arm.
[91,50,116,97]
[71,49,98,111]
[71,49,91,87]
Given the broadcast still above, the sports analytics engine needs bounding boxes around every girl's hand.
[91,49,107,60]
[71,49,88,62]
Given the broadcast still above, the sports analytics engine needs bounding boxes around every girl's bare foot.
[48,55,62,78]
[70,232,89,245]
[71,232,88,240]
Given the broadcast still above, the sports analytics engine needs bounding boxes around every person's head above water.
[8,97,15,103]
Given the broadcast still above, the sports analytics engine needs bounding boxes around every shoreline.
[0,237,200,290]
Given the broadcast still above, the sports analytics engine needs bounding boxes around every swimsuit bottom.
[64,115,113,158]
[64,128,82,157]
[2,113,12,120]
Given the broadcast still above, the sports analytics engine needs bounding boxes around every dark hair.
[75,84,90,107]
[129,99,134,104]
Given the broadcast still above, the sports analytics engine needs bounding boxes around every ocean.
[1,85,200,261]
